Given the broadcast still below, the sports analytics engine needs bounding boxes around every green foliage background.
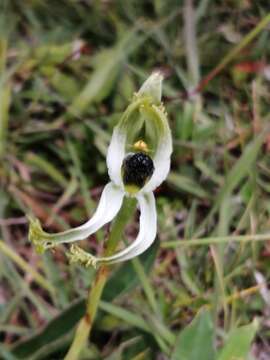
[1,0,270,359]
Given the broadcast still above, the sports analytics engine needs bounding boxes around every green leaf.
[103,239,159,301]
[25,152,68,187]
[11,243,157,358]
[171,309,215,360]
[11,299,85,359]
[0,345,18,360]
[168,172,210,199]
[68,29,139,117]
[103,337,141,360]
[195,131,267,235]
[220,133,265,198]
[177,102,194,141]
[99,301,151,333]
[0,75,10,158]
[217,320,258,360]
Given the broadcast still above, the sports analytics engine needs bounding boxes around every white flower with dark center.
[29,73,172,267]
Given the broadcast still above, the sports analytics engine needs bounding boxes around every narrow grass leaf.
[0,240,54,295]
[68,30,138,117]
[11,299,85,359]
[0,83,10,158]
[11,246,157,358]
[195,131,267,236]
[99,301,151,333]
[104,337,141,360]
[220,132,265,198]
[0,345,18,360]
[168,172,209,198]
[66,139,94,216]
[25,152,68,187]
[103,239,158,301]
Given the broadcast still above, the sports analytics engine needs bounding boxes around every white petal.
[106,98,145,188]
[29,182,124,248]
[106,125,126,187]
[141,104,172,193]
[98,191,157,264]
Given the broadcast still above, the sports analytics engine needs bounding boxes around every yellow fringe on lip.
[67,245,98,268]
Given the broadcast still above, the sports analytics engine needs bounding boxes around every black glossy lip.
[122,152,155,188]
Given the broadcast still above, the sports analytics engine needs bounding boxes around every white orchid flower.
[29,72,172,267]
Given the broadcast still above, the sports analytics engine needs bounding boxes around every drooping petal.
[140,104,172,193]
[69,191,157,267]
[101,192,156,263]
[29,182,124,252]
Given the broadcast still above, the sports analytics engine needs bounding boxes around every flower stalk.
[64,197,136,360]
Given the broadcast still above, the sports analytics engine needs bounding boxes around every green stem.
[161,233,270,248]
[64,197,136,360]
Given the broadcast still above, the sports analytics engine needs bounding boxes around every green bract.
[29,72,172,267]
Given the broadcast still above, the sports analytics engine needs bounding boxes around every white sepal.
[141,104,172,193]
[138,72,163,104]
[29,182,124,250]
[106,98,145,188]
[106,126,126,188]
[97,191,157,264]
